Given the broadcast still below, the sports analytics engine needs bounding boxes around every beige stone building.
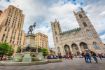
[51,8,105,56]
[0,10,2,16]
[34,32,48,49]
[0,5,26,53]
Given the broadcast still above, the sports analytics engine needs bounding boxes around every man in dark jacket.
[85,51,91,63]
[91,51,98,63]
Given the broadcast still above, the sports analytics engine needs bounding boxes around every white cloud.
[100,34,105,43]
[48,2,79,32]
[100,11,105,16]
[84,4,105,43]
[0,0,105,47]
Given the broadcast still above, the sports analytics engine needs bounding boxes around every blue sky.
[0,0,105,48]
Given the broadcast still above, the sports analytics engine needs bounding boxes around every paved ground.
[0,58,105,70]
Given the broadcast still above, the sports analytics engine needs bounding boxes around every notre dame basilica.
[51,8,105,56]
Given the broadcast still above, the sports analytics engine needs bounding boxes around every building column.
[60,46,65,56]
[78,45,82,53]
[69,46,73,54]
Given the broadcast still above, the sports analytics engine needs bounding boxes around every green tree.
[7,45,14,56]
[41,48,48,58]
[38,47,42,52]
[16,46,21,53]
[0,43,14,60]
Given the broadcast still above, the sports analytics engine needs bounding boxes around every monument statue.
[28,22,36,34]
[23,22,37,52]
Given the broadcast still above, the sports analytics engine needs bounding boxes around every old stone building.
[51,8,105,56]
[34,32,48,49]
[0,5,26,53]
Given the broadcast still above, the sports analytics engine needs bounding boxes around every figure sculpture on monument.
[24,22,36,52]
[28,22,36,34]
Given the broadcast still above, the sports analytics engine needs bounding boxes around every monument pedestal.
[22,34,38,52]
[13,53,23,62]
[22,52,32,62]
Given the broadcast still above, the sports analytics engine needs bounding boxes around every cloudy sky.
[0,0,105,48]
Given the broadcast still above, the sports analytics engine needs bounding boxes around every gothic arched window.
[79,14,83,18]
[83,22,87,27]
[88,31,93,37]
[55,31,57,35]
[93,42,100,49]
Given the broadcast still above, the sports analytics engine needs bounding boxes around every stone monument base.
[13,52,44,62]
[22,52,32,62]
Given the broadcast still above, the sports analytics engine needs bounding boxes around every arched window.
[55,31,57,35]
[83,22,87,27]
[79,14,83,18]
[2,34,5,41]
[88,31,93,37]
[93,42,100,49]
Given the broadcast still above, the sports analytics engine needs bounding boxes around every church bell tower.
[73,8,100,39]
[51,19,62,55]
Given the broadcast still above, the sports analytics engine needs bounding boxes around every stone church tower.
[51,8,105,56]
[51,20,62,55]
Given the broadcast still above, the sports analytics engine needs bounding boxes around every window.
[96,38,101,42]
[5,27,7,31]
[83,22,87,27]
[5,20,8,26]
[10,37,12,43]
[79,14,83,18]
[54,24,56,28]
[88,31,93,37]
[93,42,100,49]
[2,34,5,41]
[55,31,57,35]
[4,39,6,42]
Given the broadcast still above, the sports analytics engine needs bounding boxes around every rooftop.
[61,28,81,35]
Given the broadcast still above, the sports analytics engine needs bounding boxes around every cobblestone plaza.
[0,58,105,70]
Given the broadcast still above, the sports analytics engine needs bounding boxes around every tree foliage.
[40,48,48,58]
[16,46,21,53]
[0,43,14,60]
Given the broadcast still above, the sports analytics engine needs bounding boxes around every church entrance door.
[71,43,79,56]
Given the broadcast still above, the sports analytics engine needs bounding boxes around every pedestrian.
[81,52,87,62]
[91,51,98,63]
[98,53,102,60]
[85,51,91,63]
[69,52,73,60]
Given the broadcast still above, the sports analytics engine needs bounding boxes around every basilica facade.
[51,8,105,56]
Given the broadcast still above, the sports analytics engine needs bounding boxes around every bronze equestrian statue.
[28,22,36,34]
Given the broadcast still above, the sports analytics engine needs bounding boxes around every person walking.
[91,51,98,63]
[81,52,87,62]
[98,53,102,60]
[69,52,73,60]
[85,51,91,63]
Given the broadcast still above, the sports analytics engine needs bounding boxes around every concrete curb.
[0,59,62,66]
